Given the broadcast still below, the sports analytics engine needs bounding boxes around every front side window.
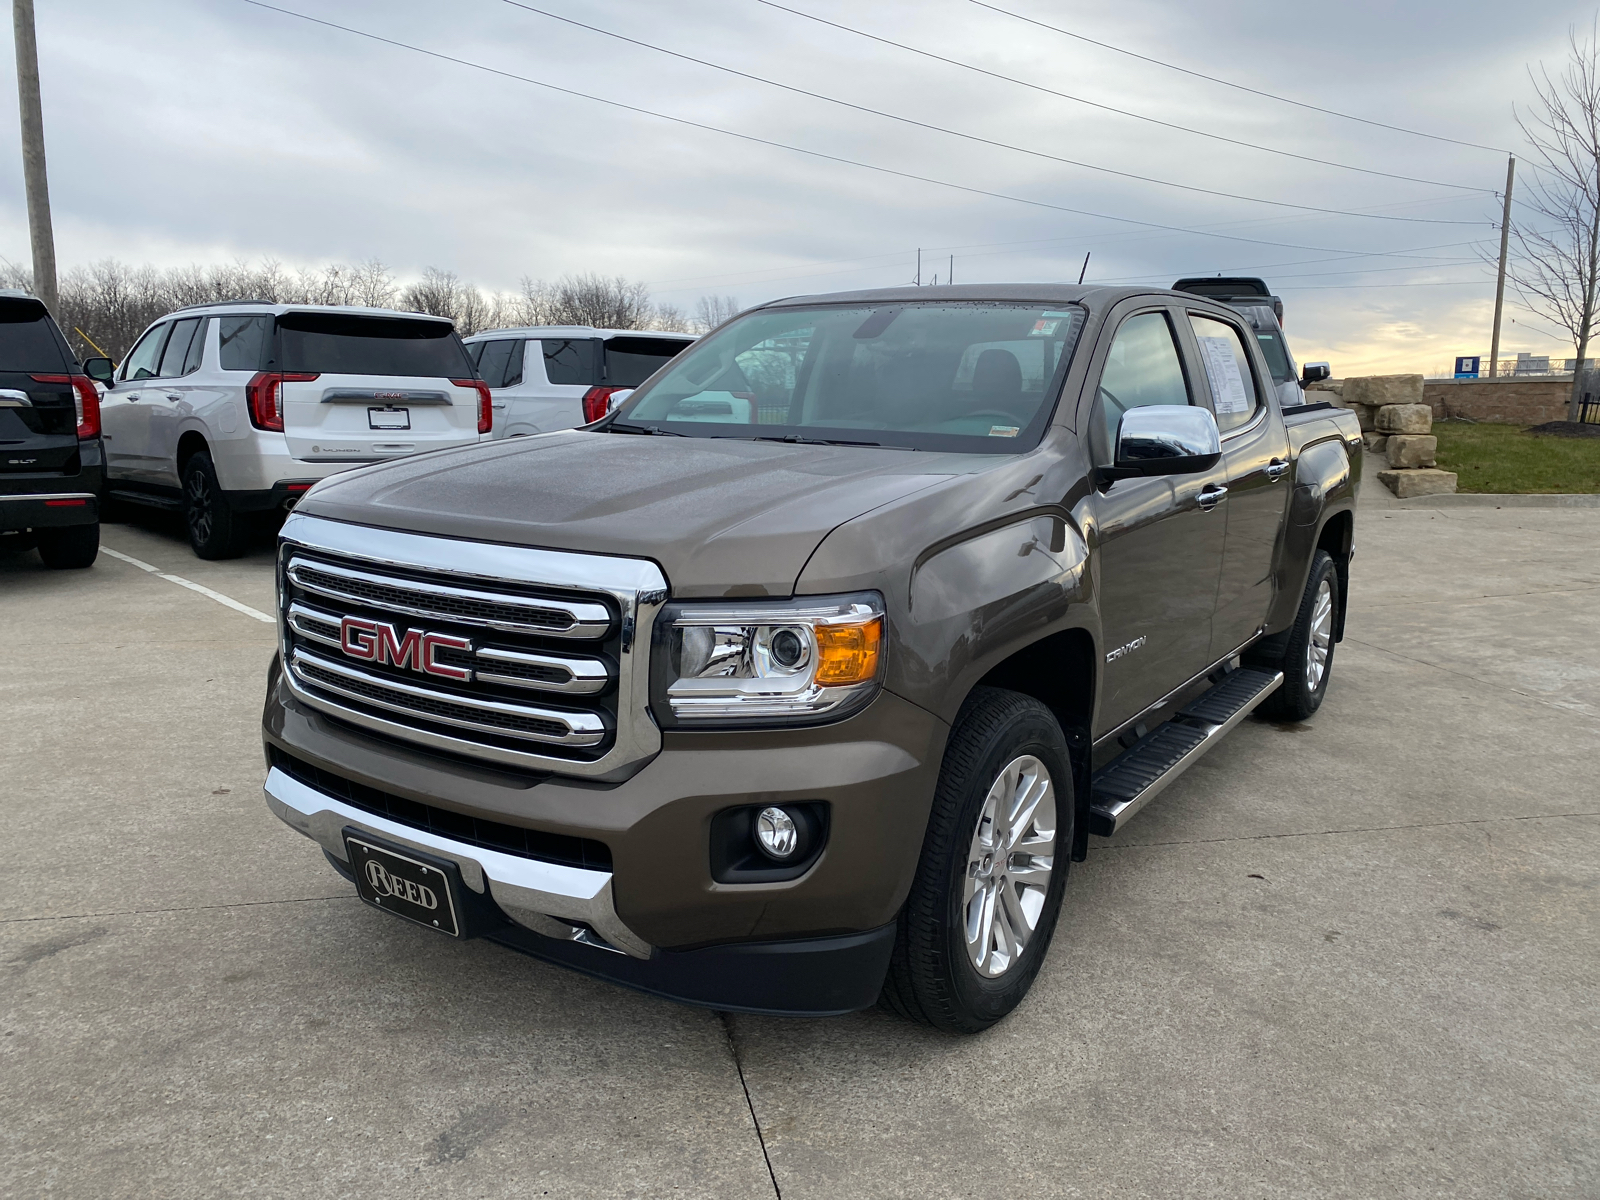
[1188,314,1261,434]
[275,312,473,377]
[157,318,201,378]
[121,324,169,381]
[612,302,1084,452]
[1093,311,1191,458]
[543,338,598,386]
[219,314,270,371]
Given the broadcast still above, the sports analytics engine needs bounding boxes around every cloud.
[0,0,1590,371]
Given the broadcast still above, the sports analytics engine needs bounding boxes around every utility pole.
[1489,154,1515,380]
[12,0,55,313]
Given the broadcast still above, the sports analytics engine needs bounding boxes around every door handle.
[1197,484,1229,510]
[1265,458,1289,482]
[166,393,181,402]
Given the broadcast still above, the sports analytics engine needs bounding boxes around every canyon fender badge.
[1105,636,1147,664]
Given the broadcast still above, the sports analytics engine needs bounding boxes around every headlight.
[651,592,885,726]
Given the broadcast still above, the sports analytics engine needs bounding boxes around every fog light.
[755,806,798,860]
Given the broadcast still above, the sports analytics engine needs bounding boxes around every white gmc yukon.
[95,303,490,558]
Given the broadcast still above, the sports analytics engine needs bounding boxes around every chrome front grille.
[276,513,668,779]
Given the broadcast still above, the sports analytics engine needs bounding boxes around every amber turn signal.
[815,616,882,686]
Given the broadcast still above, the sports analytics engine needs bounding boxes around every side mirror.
[82,357,114,384]
[1301,362,1330,385]
[1103,405,1221,483]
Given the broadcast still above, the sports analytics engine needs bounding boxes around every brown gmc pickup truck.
[262,284,1360,1033]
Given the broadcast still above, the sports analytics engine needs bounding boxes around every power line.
[235,1,1488,260]
[755,0,1495,193]
[967,0,1509,155]
[502,1,1481,226]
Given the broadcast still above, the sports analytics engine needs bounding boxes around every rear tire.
[36,522,99,569]
[1253,549,1339,722]
[882,687,1072,1034]
[183,452,249,560]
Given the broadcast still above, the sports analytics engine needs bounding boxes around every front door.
[146,316,206,486]
[1090,308,1228,735]
[1183,311,1292,658]
[99,322,169,482]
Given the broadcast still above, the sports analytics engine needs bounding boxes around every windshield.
[609,301,1085,451]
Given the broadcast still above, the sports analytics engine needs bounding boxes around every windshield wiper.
[605,422,688,436]
[748,433,884,448]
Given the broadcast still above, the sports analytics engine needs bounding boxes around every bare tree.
[1507,25,1600,419]
[693,294,742,332]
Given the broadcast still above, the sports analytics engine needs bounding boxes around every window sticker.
[1196,335,1250,415]
[988,425,1021,437]
[1028,319,1063,337]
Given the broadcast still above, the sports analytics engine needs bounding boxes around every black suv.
[0,290,103,568]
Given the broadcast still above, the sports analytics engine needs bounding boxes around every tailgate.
[273,310,482,463]
[0,376,80,480]
[281,375,481,462]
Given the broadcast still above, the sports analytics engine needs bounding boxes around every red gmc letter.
[377,625,423,671]
[421,632,473,680]
[340,616,378,660]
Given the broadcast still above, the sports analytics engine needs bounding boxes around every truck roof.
[765,283,1183,309]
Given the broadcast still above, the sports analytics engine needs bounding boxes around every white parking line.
[101,546,275,624]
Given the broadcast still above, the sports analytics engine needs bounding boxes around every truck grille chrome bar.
[286,555,612,638]
[290,649,607,746]
[276,513,668,779]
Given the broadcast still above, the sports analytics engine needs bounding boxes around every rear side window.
[603,336,691,387]
[183,318,209,374]
[122,324,169,381]
[542,338,598,386]
[219,314,270,371]
[158,318,202,378]
[1188,314,1261,434]
[276,312,473,377]
[476,339,523,388]
[0,300,69,372]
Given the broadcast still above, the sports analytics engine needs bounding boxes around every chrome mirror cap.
[1113,405,1222,477]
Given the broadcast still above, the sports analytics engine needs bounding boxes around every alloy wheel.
[1306,577,1333,691]
[186,470,213,543]
[962,754,1057,978]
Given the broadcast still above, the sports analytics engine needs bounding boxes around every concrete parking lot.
[4,485,1597,1199]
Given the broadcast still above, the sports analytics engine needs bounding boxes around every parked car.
[0,289,102,569]
[462,326,695,438]
[262,283,1360,1033]
[1172,277,1330,408]
[92,303,490,559]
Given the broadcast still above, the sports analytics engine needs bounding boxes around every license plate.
[345,834,461,937]
[368,406,410,430]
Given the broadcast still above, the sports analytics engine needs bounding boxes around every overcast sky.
[1,0,1594,373]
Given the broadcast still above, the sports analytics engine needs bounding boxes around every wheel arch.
[175,430,211,477]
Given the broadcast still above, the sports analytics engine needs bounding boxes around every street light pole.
[1488,154,1515,380]
[12,0,56,313]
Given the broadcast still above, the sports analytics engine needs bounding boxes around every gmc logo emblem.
[340,616,472,680]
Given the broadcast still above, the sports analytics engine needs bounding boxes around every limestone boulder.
[1353,404,1378,432]
[1377,468,1457,498]
[1343,374,1424,408]
[1375,403,1432,434]
[1362,432,1388,453]
[1386,434,1437,468]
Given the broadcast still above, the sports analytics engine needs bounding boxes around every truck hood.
[296,430,964,597]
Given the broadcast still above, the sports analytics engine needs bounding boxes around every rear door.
[0,296,81,483]
[100,321,169,481]
[273,311,482,463]
[1183,311,1292,659]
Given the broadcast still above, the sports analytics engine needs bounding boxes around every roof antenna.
[1077,252,1091,285]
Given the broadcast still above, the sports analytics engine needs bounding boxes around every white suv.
[94,303,490,558]
[461,326,694,438]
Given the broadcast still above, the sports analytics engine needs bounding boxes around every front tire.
[183,452,249,560]
[1255,549,1339,722]
[36,522,99,569]
[882,687,1072,1034]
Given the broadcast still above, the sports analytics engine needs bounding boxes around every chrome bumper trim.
[264,765,652,959]
[0,491,96,502]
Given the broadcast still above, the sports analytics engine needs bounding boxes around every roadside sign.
[1454,356,1480,379]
